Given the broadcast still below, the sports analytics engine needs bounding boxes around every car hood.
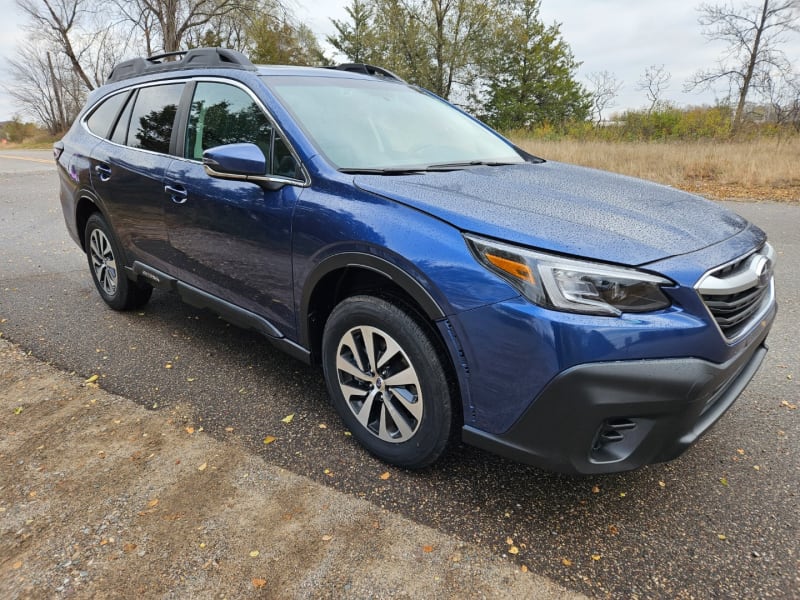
[354,161,747,266]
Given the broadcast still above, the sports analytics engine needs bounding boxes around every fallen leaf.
[591,485,600,494]
[263,436,276,445]
[608,525,619,535]
[249,550,260,558]
[187,377,195,382]
[718,534,727,541]
[198,462,207,471]
[561,558,573,567]
[252,578,267,589]
[737,448,745,455]
[123,543,137,553]
[753,465,761,471]
[423,545,434,553]
[321,534,333,541]
[28,491,37,498]
[281,413,295,424]
[780,400,797,410]
[199,543,206,549]
[344,431,352,437]
[147,499,159,508]
[521,564,528,573]
[165,363,173,369]
[658,481,666,488]
[379,472,391,480]
[318,423,328,429]
[591,554,602,561]
[225,427,234,432]
[84,374,99,384]
[720,477,729,486]
[185,427,195,435]
[13,406,23,415]
[12,561,22,569]
[619,492,627,498]
[506,537,514,545]
[508,546,520,555]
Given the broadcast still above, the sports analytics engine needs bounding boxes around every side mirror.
[202,142,303,192]
[202,143,267,179]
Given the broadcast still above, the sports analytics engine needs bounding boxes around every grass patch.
[512,137,800,202]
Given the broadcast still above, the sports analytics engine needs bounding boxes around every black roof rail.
[106,47,256,84]
[326,63,406,83]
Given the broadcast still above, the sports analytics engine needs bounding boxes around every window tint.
[273,136,301,179]
[111,93,134,146]
[186,82,298,178]
[127,84,184,154]
[85,92,129,138]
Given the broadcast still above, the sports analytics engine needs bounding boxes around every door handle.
[94,163,111,182]
[164,184,188,204]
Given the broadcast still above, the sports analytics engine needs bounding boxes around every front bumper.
[462,324,770,475]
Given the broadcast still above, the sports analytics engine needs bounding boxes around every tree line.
[8,0,800,137]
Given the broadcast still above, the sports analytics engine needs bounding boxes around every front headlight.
[466,235,673,316]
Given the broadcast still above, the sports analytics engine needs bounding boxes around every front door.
[163,80,304,339]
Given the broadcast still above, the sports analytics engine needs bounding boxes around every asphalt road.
[1,150,798,599]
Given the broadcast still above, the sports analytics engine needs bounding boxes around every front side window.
[186,82,273,164]
[127,84,184,154]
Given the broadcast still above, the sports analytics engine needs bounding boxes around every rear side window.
[85,92,129,138]
[127,84,184,154]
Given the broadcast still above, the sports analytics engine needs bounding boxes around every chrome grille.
[697,243,775,341]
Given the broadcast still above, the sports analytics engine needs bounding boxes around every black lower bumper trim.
[463,335,769,475]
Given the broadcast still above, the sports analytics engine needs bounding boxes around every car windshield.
[262,75,525,171]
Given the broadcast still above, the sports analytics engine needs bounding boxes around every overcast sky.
[2,0,800,121]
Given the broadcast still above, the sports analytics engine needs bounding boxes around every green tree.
[328,0,492,100]
[249,16,328,65]
[477,0,590,129]
[327,0,378,63]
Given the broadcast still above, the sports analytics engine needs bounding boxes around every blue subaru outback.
[55,48,776,473]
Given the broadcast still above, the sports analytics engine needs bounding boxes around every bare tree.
[16,0,98,90]
[637,64,672,113]
[133,0,243,53]
[588,70,623,124]
[8,40,85,134]
[686,0,800,132]
[761,70,800,130]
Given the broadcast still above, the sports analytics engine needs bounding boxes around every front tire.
[322,295,453,469]
[84,213,152,310]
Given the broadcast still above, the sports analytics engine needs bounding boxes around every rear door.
[89,82,185,273]
[163,80,305,338]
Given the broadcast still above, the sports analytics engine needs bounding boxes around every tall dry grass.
[512,137,800,201]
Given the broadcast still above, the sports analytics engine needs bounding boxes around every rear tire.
[84,213,152,310]
[322,295,453,469]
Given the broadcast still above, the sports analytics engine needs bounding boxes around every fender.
[299,251,446,348]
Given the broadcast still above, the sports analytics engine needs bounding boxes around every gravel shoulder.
[0,338,584,599]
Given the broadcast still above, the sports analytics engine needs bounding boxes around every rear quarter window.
[85,92,130,139]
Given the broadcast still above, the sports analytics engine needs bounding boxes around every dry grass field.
[513,137,800,202]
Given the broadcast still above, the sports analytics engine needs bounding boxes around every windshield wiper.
[424,160,521,171]
[339,161,521,176]
[339,167,427,175]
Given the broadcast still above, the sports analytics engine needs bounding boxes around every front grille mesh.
[698,244,774,341]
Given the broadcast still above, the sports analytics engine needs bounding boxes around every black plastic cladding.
[105,47,256,84]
